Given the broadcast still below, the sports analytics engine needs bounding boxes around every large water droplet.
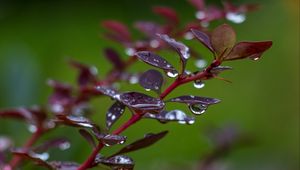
[28,124,37,133]
[166,70,179,78]
[226,12,246,24]
[193,80,205,89]
[195,59,207,69]
[189,104,207,115]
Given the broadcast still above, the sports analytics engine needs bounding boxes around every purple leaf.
[33,138,70,153]
[49,161,79,170]
[0,108,33,121]
[139,69,163,93]
[79,129,96,148]
[224,41,273,61]
[97,155,134,169]
[157,34,190,72]
[191,29,214,53]
[102,20,131,43]
[94,134,126,146]
[211,24,236,56]
[167,95,221,105]
[144,110,195,125]
[106,102,126,129]
[119,92,165,111]
[152,6,179,25]
[11,148,53,169]
[135,51,177,75]
[94,85,119,99]
[54,115,95,128]
[188,0,205,10]
[47,80,73,114]
[112,131,168,156]
[134,21,163,38]
[210,66,232,75]
[104,48,124,69]
[69,60,98,87]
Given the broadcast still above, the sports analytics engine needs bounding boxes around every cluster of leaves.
[0,0,272,170]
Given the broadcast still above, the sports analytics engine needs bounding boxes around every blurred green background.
[0,0,299,169]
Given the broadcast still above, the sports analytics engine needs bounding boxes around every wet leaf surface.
[139,69,163,93]
[106,102,126,129]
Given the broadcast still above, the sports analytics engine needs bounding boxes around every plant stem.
[78,60,221,170]
[7,128,43,169]
[77,113,142,170]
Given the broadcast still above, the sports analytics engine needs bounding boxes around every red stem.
[7,128,43,169]
[78,60,221,170]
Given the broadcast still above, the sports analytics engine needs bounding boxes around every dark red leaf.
[97,155,134,169]
[104,48,124,69]
[167,95,221,105]
[188,0,205,10]
[112,131,168,156]
[224,41,272,61]
[144,110,195,125]
[69,60,98,86]
[102,20,131,43]
[49,161,79,170]
[210,66,232,75]
[0,108,33,121]
[152,6,179,25]
[135,51,177,75]
[106,102,126,129]
[33,138,70,153]
[47,80,73,114]
[94,134,126,146]
[211,24,236,56]
[11,148,53,169]
[139,69,163,93]
[119,92,165,111]
[134,21,163,38]
[54,115,95,128]
[79,129,96,148]
[157,34,190,72]
[94,85,119,99]
[191,29,214,53]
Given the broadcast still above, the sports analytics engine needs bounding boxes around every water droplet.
[166,70,178,78]
[226,12,246,24]
[252,57,260,61]
[59,142,71,150]
[125,48,136,56]
[145,88,151,91]
[187,119,195,125]
[129,75,139,84]
[195,59,207,69]
[184,32,194,40]
[33,152,49,161]
[51,104,64,113]
[178,120,186,124]
[189,104,207,115]
[150,40,159,48]
[184,70,191,75]
[195,11,206,20]
[89,66,98,75]
[193,80,205,89]
[28,124,37,133]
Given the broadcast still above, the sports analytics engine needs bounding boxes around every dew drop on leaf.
[166,70,179,78]
[226,12,246,24]
[59,141,71,150]
[195,59,207,69]
[189,104,208,115]
[193,80,205,89]
[28,124,37,133]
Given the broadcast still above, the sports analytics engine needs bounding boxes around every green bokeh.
[0,0,299,169]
